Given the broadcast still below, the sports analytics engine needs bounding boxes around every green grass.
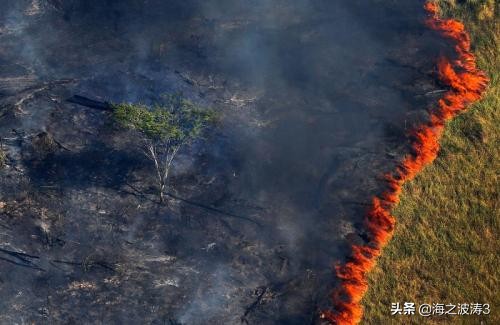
[363,1,499,324]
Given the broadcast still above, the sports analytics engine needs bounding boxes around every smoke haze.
[0,1,450,324]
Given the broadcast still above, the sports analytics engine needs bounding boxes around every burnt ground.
[0,1,453,324]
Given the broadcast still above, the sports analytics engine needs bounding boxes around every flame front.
[322,2,489,324]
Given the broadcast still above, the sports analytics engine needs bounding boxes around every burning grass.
[321,0,496,323]
[363,1,499,324]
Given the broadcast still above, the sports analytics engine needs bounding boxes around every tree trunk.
[159,182,165,203]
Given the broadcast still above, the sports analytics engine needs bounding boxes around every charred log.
[67,95,112,111]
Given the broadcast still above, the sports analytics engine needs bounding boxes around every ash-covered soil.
[0,1,451,324]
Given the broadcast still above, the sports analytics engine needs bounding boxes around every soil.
[0,1,451,324]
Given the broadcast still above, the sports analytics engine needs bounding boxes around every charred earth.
[0,1,455,324]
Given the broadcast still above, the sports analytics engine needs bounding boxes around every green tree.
[112,94,217,202]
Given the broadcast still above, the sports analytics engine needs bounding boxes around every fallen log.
[241,287,268,324]
[67,95,112,111]
[0,256,45,271]
[0,247,40,262]
[51,259,116,273]
[0,248,44,271]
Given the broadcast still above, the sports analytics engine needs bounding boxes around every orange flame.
[322,2,488,324]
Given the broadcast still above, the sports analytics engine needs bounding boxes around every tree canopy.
[112,94,217,145]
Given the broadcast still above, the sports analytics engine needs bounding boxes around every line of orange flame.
[321,2,489,324]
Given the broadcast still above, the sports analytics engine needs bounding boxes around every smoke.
[177,266,238,324]
[322,2,489,324]
[0,0,465,324]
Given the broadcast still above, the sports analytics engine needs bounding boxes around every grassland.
[362,1,499,324]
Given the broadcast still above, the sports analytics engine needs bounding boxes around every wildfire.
[322,2,488,324]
